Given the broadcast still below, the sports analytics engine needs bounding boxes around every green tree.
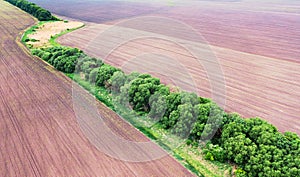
[223,134,257,164]
[41,52,52,61]
[161,92,182,128]
[149,92,167,120]
[109,71,126,93]
[5,0,57,21]
[172,103,196,138]
[89,68,99,83]
[96,64,119,87]
[128,77,161,112]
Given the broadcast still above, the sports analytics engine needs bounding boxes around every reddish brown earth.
[160,4,300,63]
[56,1,300,134]
[31,0,300,62]
[0,1,193,176]
[30,0,163,23]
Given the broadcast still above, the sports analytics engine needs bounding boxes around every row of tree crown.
[5,0,59,21]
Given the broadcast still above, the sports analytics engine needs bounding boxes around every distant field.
[30,0,163,23]
[162,6,300,62]
[31,0,300,62]
[0,1,193,176]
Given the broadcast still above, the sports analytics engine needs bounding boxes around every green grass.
[175,146,220,177]
[66,73,115,110]
[49,24,85,47]
[22,21,56,44]
[22,22,39,43]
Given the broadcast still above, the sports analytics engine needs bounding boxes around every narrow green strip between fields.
[20,20,232,177]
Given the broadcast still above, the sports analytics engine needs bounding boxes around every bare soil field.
[0,1,193,176]
[32,0,300,62]
[30,0,163,23]
[159,4,300,63]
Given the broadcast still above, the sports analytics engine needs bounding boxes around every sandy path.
[27,20,84,48]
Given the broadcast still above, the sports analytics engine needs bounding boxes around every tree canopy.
[5,0,58,21]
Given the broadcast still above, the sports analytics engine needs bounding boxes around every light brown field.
[0,1,193,176]
[27,21,83,48]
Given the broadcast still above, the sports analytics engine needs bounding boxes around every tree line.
[5,0,58,21]
[33,46,300,176]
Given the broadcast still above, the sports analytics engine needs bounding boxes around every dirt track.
[0,1,193,176]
